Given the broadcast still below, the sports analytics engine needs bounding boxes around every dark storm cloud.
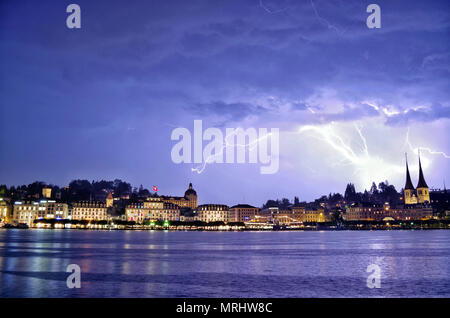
[316,103,381,123]
[191,101,267,124]
[0,0,449,203]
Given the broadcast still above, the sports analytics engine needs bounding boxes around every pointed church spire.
[417,150,428,188]
[404,153,414,190]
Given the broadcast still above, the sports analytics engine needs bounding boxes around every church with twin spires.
[404,153,430,205]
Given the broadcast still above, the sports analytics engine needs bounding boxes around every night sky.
[0,0,449,206]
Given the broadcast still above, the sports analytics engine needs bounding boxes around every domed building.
[160,183,198,209]
[184,183,197,209]
[184,183,197,207]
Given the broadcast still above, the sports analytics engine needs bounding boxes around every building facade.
[125,202,148,223]
[161,183,197,209]
[229,204,259,222]
[72,201,107,221]
[125,198,180,222]
[298,208,326,223]
[106,192,114,208]
[0,198,12,224]
[155,202,180,221]
[36,200,69,219]
[196,204,229,223]
[42,187,52,199]
[345,202,432,221]
[12,200,70,226]
[12,201,38,226]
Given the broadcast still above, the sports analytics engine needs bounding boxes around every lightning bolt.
[259,0,289,14]
[298,123,404,187]
[191,129,273,174]
[405,128,450,159]
[298,124,362,165]
[310,0,346,36]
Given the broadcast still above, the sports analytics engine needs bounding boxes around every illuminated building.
[0,198,12,224]
[126,202,148,223]
[260,206,325,224]
[196,204,229,222]
[161,183,197,209]
[404,153,430,205]
[125,198,180,222]
[404,155,417,204]
[154,202,180,221]
[345,202,432,221]
[299,208,326,223]
[12,200,68,226]
[12,201,38,226]
[416,155,430,203]
[42,187,52,199]
[106,192,114,208]
[72,201,107,221]
[229,204,259,222]
[145,197,164,211]
[36,200,69,219]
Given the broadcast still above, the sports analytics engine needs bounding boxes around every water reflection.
[0,229,449,297]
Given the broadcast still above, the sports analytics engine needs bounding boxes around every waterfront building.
[229,204,259,222]
[0,198,12,224]
[125,198,180,222]
[179,208,199,222]
[157,202,180,221]
[345,202,432,221]
[272,208,300,225]
[290,206,306,219]
[299,208,326,223]
[36,200,69,219]
[72,201,107,221]
[257,207,279,222]
[196,204,229,222]
[125,202,148,223]
[160,183,197,209]
[260,206,326,224]
[12,201,38,226]
[341,153,434,221]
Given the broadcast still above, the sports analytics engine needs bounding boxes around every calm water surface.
[0,229,449,297]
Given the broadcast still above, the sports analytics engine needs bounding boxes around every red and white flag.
[153,185,158,192]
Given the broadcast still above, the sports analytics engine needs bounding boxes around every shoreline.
[2,226,449,232]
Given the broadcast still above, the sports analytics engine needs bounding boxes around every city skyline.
[0,150,440,209]
[1,0,449,206]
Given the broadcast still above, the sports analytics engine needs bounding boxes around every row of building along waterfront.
[0,156,447,228]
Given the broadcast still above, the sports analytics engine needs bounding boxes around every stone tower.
[106,192,114,208]
[404,154,417,205]
[416,152,430,204]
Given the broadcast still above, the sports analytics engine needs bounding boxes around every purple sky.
[0,0,449,206]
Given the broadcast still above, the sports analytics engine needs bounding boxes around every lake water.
[0,229,449,297]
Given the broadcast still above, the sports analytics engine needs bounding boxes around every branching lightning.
[405,128,450,159]
[259,0,289,14]
[298,123,403,188]
[298,123,450,189]
[191,129,273,174]
[310,0,346,36]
